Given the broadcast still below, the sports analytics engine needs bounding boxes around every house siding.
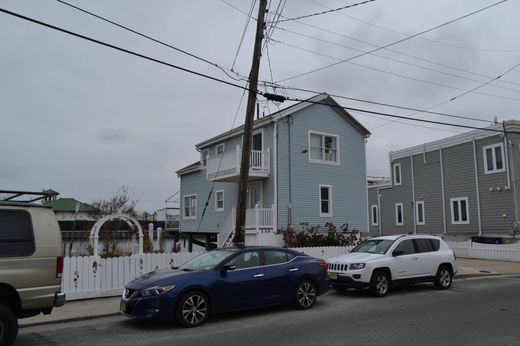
[511,133,520,225]
[276,104,368,233]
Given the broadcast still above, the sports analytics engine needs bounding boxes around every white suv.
[327,235,457,297]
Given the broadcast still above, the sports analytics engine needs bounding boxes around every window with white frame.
[201,149,209,167]
[183,194,197,219]
[393,163,402,186]
[483,143,505,174]
[319,185,332,217]
[371,205,378,226]
[395,203,403,225]
[450,197,469,224]
[215,190,224,212]
[416,201,425,225]
[309,132,339,164]
[216,143,225,156]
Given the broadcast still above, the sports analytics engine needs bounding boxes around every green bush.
[283,223,360,248]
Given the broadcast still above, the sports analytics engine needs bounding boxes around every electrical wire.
[278,0,509,82]
[55,0,247,82]
[231,0,257,71]
[273,0,375,24]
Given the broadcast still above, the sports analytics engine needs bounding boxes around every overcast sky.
[1,0,519,212]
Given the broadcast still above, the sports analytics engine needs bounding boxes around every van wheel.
[369,271,390,297]
[0,303,18,346]
[434,266,452,290]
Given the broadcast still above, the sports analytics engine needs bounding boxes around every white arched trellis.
[88,213,143,257]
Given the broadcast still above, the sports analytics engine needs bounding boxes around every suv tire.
[369,271,390,297]
[0,303,18,346]
[434,266,452,290]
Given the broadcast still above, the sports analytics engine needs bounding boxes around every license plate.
[120,301,126,312]
[328,272,338,280]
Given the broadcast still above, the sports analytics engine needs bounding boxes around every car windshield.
[178,250,235,271]
[350,239,395,254]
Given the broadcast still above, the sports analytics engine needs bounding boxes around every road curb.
[20,312,120,328]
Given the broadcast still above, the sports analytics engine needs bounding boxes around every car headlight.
[141,285,176,297]
[349,263,366,270]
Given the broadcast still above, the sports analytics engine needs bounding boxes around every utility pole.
[233,0,268,247]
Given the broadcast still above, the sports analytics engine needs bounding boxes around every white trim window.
[371,205,378,226]
[319,185,332,217]
[395,203,404,226]
[201,149,209,167]
[416,201,425,225]
[183,194,197,219]
[451,197,469,225]
[483,143,505,174]
[309,132,339,165]
[393,163,402,186]
[215,190,224,212]
[216,143,225,156]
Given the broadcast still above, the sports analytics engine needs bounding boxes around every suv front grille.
[328,263,348,272]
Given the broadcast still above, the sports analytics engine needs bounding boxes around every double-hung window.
[395,203,403,225]
[215,190,224,212]
[216,144,225,156]
[451,197,469,224]
[201,149,209,167]
[319,185,332,217]
[415,201,425,225]
[309,132,339,164]
[483,143,505,174]
[183,195,197,219]
[393,163,402,186]
[371,205,378,226]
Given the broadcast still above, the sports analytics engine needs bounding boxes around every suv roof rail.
[0,189,59,203]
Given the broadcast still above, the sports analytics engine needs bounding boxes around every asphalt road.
[16,276,520,346]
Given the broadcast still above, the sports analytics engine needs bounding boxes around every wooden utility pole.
[233,0,268,247]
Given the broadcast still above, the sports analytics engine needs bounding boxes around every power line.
[231,0,257,71]
[275,26,520,94]
[273,0,375,24]
[278,0,509,82]
[55,0,246,82]
[0,7,251,92]
[308,0,520,53]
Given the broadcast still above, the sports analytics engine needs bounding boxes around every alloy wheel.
[439,269,451,287]
[297,281,316,308]
[376,274,389,295]
[181,294,208,326]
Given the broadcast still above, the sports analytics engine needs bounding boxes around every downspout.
[273,120,278,231]
[472,139,482,236]
[365,138,369,236]
[411,155,416,235]
[506,134,519,230]
[439,148,447,235]
[503,127,511,190]
[377,188,382,236]
[287,115,292,225]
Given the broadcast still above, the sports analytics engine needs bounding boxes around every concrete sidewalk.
[19,257,520,327]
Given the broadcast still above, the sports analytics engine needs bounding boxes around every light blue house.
[176,94,371,249]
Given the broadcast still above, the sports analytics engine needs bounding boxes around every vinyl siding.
[511,133,520,224]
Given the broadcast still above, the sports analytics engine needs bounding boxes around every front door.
[248,182,263,208]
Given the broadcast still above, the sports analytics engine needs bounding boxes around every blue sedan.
[120,246,329,327]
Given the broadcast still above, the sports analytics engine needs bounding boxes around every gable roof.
[175,161,201,176]
[195,93,370,150]
[43,198,95,213]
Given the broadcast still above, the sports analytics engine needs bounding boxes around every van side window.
[0,210,35,257]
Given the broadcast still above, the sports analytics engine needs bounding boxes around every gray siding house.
[176,94,371,248]
[368,120,520,238]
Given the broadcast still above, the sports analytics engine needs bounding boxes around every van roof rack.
[0,189,58,203]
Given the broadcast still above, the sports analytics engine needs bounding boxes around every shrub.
[283,223,360,248]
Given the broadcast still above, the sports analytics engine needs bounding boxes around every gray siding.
[511,133,520,227]
[276,104,368,233]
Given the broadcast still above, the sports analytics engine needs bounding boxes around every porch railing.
[207,145,270,180]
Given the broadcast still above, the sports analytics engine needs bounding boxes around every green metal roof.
[43,198,95,213]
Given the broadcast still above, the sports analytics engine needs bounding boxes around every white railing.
[207,145,270,180]
[218,207,236,248]
[246,205,276,231]
[446,240,520,262]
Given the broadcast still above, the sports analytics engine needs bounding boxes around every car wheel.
[294,280,317,309]
[0,303,18,346]
[369,271,390,297]
[176,291,209,328]
[434,266,452,290]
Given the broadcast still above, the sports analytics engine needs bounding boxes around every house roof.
[195,93,370,150]
[43,198,95,213]
[175,161,202,176]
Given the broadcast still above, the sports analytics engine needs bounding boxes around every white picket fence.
[61,246,354,301]
[446,240,520,262]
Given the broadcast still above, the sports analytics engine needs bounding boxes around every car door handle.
[253,273,264,278]
[289,268,299,272]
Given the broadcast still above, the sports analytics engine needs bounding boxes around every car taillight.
[56,256,64,279]
[319,261,328,273]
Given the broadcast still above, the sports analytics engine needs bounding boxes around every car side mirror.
[392,249,404,257]
[220,264,237,272]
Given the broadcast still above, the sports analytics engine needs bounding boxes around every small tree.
[283,223,360,248]
[90,186,141,256]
